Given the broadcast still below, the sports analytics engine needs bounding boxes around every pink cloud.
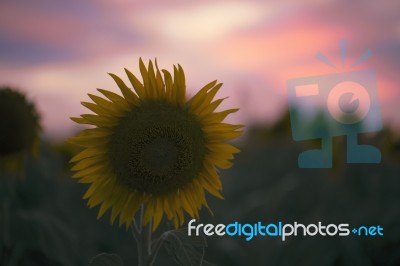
[1,0,400,136]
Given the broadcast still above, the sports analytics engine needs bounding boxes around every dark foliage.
[1,112,399,266]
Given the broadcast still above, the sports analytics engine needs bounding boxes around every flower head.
[70,59,242,230]
[0,87,40,172]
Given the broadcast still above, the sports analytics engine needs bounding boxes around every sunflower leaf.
[163,227,210,266]
[89,253,124,266]
[11,210,76,265]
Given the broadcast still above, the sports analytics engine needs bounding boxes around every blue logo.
[287,40,382,168]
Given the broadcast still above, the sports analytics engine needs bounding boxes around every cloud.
[0,0,144,66]
[1,0,400,135]
[136,1,267,43]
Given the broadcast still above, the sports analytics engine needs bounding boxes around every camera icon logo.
[287,41,382,168]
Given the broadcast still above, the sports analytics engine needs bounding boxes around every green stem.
[148,232,167,265]
[134,205,152,266]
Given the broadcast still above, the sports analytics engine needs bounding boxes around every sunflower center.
[142,138,176,173]
[109,101,205,194]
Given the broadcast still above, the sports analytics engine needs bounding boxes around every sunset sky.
[1,0,399,138]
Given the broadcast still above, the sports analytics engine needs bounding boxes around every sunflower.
[0,87,40,172]
[70,59,242,230]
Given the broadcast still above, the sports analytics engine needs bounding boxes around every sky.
[1,0,399,138]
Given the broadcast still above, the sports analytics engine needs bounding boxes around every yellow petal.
[206,143,240,154]
[71,156,107,171]
[193,83,222,114]
[188,80,217,111]
[201,108,239,124]
[69,134,109,148]
[198,97,227,117]
[70,117,88,124]
[152,198,163,231]
[172,65,186,106]
[97,89,130,111]
[155,60,166,99]
[147,60,159,100]
[70,148,105,163]
[73,163,108,178]
[124,68,146,99]
[81,102,108,116]
[139,58,150,98]
[111,187,131,224]
[108,73,138,106]
[205,130,242,142]
[162,69,173,102]
[87,94,124,117]
[81,114,119,127]
[143,199,155,226]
